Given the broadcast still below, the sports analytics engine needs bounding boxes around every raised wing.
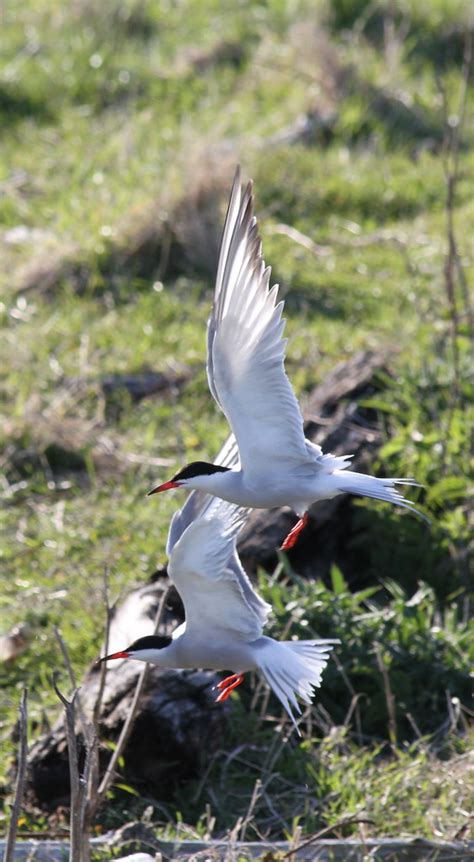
[167,497,270,641]
[166,433,239,557]
[207,168,312,475]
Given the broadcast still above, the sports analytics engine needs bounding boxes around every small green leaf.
[115,783,139,797]
[331,565,347,596]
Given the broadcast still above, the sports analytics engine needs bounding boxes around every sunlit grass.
[0,0,472,843]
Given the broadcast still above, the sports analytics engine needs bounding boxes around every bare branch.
[52,673,84,862]
[3,689,28,862]
[96,584,172,801]
[92,567,113,731]
[53,625,78,690]
[53,628,92,749]
[375,646,398,750]
[239,778,263,841]
[84,566,114,821]
[282,815,376,858]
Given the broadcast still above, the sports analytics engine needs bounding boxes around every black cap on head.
[128,635,172,652]
[171,461,230,482]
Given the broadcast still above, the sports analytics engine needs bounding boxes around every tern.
[99,479,337,729]
[149,167,422,549]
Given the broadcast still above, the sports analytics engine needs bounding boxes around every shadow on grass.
[0,83,54,126]
[328,0,472,68]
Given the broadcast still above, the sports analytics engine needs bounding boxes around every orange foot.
[214,673,245,703]
[280,513,309,551]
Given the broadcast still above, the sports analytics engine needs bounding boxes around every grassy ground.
[1,0,473,847]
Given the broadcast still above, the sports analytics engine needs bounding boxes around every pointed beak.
[147,480,180,496]
[97,650,130,664]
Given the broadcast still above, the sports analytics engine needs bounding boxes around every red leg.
[215,673,245,703]
[280,513,309,551]
[215,673,241,691]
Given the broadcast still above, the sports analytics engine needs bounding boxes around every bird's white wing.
[168,497,270,641]
[166,434,239,557]
[207,167,313,475]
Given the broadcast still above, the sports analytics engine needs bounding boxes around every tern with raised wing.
[149,167,422,549]
[100,464,337,728]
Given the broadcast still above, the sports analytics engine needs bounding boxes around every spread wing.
[207,167,312,476]
[166,433,239,557]
[167,496,270,641]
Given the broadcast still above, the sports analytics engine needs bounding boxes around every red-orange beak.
[97,650,130,664]
[147,480,180,496]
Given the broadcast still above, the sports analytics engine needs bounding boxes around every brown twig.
[53,628,88,734]
[52,674,85,862]
[54,630,98,862]
[239,778,263,841]
[333,652,363,745]
[84,567,113,823]
[282,815,376,858]
[96,584,171,801]
[375,645,398,750]
[92,567,113,731]
[3,689,28,862]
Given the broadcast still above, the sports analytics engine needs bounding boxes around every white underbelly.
[172,634,258,673]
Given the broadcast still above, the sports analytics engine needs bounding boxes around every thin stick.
[52,674,84,862]
[87,567,113,819]
[282,815,376,858]
[53,628,92,750]
[3,689,28,862]
[239,778,262,842]
[54,626,78,689]
[375,646,398,750]
[333,652,363,744]
[92,567,112,731]
[54,628,98,862]
[97,584,171,800]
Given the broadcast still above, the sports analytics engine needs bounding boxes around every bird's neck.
[131,643,176,667]
[188,468,241,499]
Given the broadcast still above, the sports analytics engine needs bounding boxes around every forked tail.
[335,470,427,520]
[258,638,338,732]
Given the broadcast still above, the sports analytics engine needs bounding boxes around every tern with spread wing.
[149,167,422,549]
[100,459,337,729]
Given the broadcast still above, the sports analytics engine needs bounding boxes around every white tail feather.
[257,639,338,733]
[334,470,427,521]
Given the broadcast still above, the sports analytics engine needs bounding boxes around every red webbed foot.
[280,512,309,551]
[214,673,245,703]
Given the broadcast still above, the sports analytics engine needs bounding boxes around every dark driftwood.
[27,349,388,810]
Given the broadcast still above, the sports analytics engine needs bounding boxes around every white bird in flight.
[149,167,422,550]
[100,453,337,729]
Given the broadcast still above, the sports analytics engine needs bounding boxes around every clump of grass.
[260,566,472,742]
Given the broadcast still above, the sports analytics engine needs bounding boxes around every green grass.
[1,0,473,845]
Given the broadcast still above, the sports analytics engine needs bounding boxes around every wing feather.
[168,497,270,640]
[207,169,310,474]
[166,434,239,556]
